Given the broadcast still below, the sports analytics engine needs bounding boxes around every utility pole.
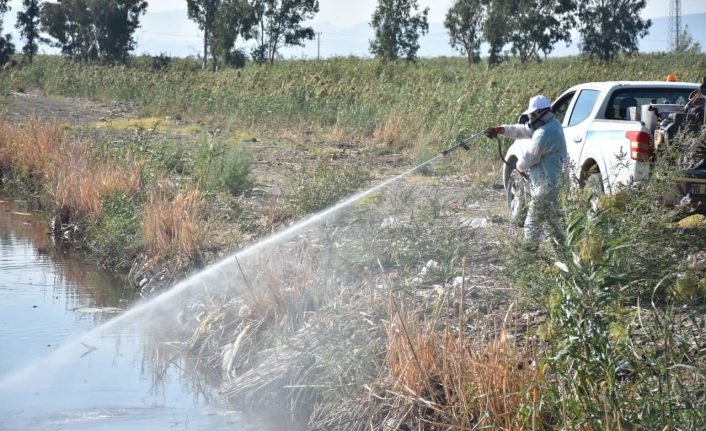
[317,32,322,60]
[669,0,681,52]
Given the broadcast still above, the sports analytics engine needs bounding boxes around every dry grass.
[0,118,211,270]
[384,297,538,430]
[0,118,141,218]
[183,240,540,430]
[141,187,206,260]
[373,112,405,148]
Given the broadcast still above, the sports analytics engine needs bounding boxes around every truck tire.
[507,170,528,227]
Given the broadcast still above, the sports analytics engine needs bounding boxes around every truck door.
[562,89,602,181]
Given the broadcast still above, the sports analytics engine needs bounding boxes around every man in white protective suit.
[485,95,568,251]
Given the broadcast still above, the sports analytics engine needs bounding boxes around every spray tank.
[650,75,706,149]
[643,76,706,173]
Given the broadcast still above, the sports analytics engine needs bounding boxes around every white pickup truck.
[503,79,706,225]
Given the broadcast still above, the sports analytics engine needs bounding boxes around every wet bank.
[0,195,278,430]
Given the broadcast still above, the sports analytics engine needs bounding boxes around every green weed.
[85,193,141,269]
[504,128,706,430]
[287,158,373,215]
[213,146,255,197]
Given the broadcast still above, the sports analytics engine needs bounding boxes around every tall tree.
[369,0,429,61]
[16,0,46,64]
[0,0,15,65]
[186,0,220,70]
[41,0,148,63]
[505,0,576,63]
[481,0,507,67]
[211,0,253,69]
[576,0,651,62]
[92,0,147,63]
[41,0,93,61]
[249,0,319,64]
[444,0,484,67]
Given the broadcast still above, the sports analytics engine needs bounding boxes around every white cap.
[522,95,552,115]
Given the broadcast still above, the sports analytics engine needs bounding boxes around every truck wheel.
[507,170,527,227]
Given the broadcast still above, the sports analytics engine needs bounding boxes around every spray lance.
[441,128,529,180]
[440,129,486,156]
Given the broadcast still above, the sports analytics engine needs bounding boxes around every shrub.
[85,193,142,269]
[504,128,706,430]
[287,157,373,215]
[214,146,255,196]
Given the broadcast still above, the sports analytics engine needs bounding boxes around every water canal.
[0,195,266,430]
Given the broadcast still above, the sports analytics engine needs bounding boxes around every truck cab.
[503,80,706,226]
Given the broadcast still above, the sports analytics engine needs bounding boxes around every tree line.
[0,0,320,68]
[0,0,699,69]
[405,0,651,65]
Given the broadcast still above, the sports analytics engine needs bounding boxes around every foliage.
[0,117,214,271]
[141,187,206,262]
[145,52,172,71]
[128,54,203,72]
[369,0,429,61]
[0,34,14,66]
[505,0,576,63]
[675,24,702,54]
[212,146,255,196]
[145,133,255,196]
[481,0,505,66]
[0,0,15,66]
[15,0,47,64]
[576,0,651,62]
[481,0,576,64]
[211,0,252,69]
[249,0,319,64]
[505,128,706,429]
[443,0,483,67]
[86,193,142,269]
[288,158,373,215]
[187,0,220,70]
[41,0,148,63]
[187,0,255,72]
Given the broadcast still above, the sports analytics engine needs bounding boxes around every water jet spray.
[0,152,445,394]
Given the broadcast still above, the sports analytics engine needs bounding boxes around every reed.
[141,187,206,261]
[11,53,706,177]
[0,119,141,218]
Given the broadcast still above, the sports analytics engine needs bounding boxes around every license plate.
[688,183,705,195]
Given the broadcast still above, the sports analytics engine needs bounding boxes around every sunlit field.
[10,53,706,153]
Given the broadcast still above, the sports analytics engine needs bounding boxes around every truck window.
[552,92,575,125]
[568,89,600,127]
[606,87,696,120]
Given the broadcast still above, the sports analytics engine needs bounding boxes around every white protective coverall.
[502,111,568,245]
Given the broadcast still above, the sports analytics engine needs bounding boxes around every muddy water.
[0,196,260,430]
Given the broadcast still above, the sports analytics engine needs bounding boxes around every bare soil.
[3,92,138,126]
